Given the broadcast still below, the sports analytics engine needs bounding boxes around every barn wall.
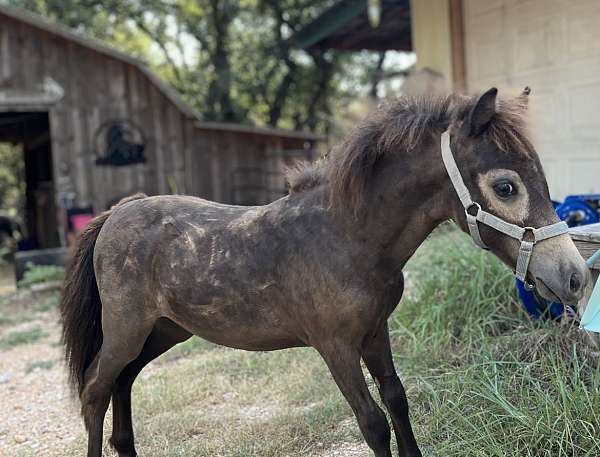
[463,0,600,199]
[190,130,309,205]
[0,13,313,217]
[0,14,199,211]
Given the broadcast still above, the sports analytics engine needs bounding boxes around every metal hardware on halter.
[440,130,569,285]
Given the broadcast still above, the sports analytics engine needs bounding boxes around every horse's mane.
[287,92,533,214]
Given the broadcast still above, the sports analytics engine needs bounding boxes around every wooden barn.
[0,4,320,250]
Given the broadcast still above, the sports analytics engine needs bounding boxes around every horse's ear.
[467,87,497,136]
[518,86,531,109]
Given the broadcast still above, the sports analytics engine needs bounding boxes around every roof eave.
[292,0,366,50]
[194,121,325,142]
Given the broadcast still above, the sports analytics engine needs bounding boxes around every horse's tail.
[60,193,148,396]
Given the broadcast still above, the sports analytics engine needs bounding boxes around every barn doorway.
[0,112,59,250]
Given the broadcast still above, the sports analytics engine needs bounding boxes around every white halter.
[440,131,569,283]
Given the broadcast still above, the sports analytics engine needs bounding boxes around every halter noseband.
[440,131,569,283]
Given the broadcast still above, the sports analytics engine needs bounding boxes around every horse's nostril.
[569,272,582,295]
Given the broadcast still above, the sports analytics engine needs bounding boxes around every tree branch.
[133,18,184,85]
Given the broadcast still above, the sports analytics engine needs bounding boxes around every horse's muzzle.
[534,259,589,305]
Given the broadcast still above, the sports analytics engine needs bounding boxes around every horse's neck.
[348,141,454,268]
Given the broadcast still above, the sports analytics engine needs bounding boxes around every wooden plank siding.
[0,7,319,242]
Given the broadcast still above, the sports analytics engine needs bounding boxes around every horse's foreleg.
[362,325,421,457]
[110,321,191,457]
[317,340,393,457]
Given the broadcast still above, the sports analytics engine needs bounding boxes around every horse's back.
[92,194,306,349]
[94,194,271,286]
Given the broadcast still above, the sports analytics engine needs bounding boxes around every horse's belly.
[190,327,305,351]
[163,296,306,351]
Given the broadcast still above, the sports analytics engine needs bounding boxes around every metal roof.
[292,0,412,52]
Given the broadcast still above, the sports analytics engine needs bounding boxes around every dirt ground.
[0,311,82,456]
[0,269,370,457]
[0,264,82,457]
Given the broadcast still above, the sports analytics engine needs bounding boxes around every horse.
[60,87,588,457]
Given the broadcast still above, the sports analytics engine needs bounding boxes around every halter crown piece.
[440,131,569,284]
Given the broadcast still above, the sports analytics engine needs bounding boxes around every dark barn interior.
[0,112,58,249]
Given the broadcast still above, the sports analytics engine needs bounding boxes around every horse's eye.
[493,179,517,199]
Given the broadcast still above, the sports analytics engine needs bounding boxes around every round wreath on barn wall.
[94,119,147,166]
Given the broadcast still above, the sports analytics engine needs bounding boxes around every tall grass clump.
[391,225,600,457]
[391,225,521,361]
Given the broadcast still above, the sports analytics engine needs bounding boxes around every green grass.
[0,326,47,348]
[62,345,358,457]
[0,315,15,326]
[34,293,60,312]
[0,289,60,327]
[17,263,65,288]
[391,227,600,456]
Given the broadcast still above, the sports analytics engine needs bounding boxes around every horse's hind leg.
[82,316,154,457]
[110,319,191,457]
[318,340,393,457]
[362,325,421,457]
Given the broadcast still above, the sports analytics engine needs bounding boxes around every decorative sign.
[94,119,146,166]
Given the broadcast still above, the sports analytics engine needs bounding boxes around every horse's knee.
[358,408,391,451]
[80,379,112,430]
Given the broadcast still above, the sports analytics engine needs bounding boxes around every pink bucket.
[71,214,93,233]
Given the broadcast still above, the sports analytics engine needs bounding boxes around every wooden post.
[449,0,466,93]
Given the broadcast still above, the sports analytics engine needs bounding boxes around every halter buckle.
[465,202,481,217]
[522,226,536,243]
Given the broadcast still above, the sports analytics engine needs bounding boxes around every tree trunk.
[369,51,386,99]
[300,51,336,131]
[205,0,237,122]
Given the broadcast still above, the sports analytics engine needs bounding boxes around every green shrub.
[18,263,65,288]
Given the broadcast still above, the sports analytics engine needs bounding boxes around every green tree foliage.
[7,0,382,133]
[0,142,24,213]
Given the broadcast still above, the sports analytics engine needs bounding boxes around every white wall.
[410,0,453,91]
[464,0,600,199]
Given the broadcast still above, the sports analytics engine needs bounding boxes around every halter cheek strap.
[440,131,569,282]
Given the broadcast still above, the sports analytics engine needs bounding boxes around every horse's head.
[447,87,588,304]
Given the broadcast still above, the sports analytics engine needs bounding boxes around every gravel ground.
[319,418,369,456]
[0,312,84,457]
[0,263,83,457]
[321,442,369,457]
